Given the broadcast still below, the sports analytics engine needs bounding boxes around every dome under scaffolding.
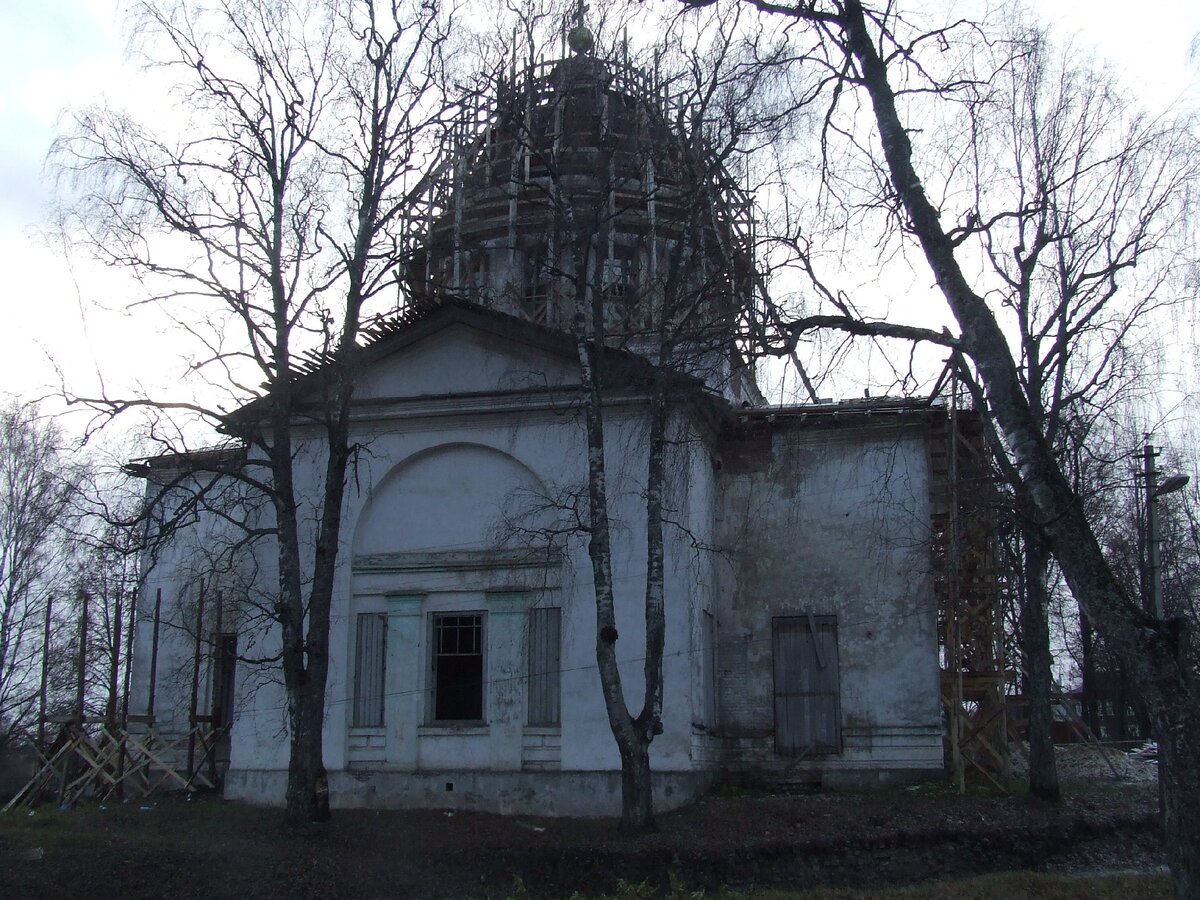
[406,43,763,398]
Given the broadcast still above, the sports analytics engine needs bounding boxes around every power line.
[223,594,949,719]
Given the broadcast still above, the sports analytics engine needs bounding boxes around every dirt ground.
[0,761,1166,900]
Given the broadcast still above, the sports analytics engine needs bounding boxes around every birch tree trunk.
[1021,529,1060,802]
[574,327,667,835]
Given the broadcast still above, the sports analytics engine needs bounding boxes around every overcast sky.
[1,1,1197,420]
[0,0,170,416]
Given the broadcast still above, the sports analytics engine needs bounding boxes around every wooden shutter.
[702,610,718,727]
[353,613,387,728]
[527,607,561,725]
[773,614,840,754]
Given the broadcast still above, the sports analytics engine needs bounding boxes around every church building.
[128,30,984,815]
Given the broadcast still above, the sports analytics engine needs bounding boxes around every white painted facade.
[130,305,947,816]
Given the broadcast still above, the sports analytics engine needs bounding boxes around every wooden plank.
[11,722,223,808]
[123,731,196,791]
[1,740,76,812]
[528,607,560,726]
[97,727,149,796]
[773,616,841,754]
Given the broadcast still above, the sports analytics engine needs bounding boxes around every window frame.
[428,611,487,725]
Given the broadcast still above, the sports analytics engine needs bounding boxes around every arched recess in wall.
[352,443,554,557]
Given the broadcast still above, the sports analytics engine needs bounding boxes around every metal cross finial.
[566,1,594,56]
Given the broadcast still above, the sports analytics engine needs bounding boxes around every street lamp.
[1154,473,1190,498]
[1144,441,1190,619]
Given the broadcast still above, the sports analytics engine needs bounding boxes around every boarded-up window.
[353,613,387,728]
[773,615,840,755]
[527,607,561,726]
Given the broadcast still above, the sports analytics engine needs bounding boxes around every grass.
[516,870,1173,900]
[0,789,1168,899]
[742,870,1173,900]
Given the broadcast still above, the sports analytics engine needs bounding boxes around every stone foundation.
[224,767,714,817]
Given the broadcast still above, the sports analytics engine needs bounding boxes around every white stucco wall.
[714,416,942,783]
[131,319,945,812]
[129,470,283,778]
[321,398,701,776]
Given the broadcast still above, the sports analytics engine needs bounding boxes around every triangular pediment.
[225,303,709,432]
[352,308,583,402]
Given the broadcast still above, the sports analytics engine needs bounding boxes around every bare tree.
[74,516,141,728]
[0,401,80,749]
[423,2,780,832]
[680,1,1200,894]
[964,25,1199,801]
[1160,471,1200,680]
[1065,429,1197,741]
[566,10,776,835]
[53,0,457,822]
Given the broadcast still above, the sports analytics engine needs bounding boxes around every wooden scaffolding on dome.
[927,362,1013,791]
[402,31,761,336]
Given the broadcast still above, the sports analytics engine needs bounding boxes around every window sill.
[419,724,489,736]
[776,747,842,758]
[524,725,561,734]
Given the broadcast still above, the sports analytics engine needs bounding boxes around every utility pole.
[1145,441,1163,619]
[1143,439,1190,620]
[37,596,52,747]
[76,589,89,723]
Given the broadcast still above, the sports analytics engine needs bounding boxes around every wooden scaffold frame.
[4,583,230,812]
[928,362,1012,791]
